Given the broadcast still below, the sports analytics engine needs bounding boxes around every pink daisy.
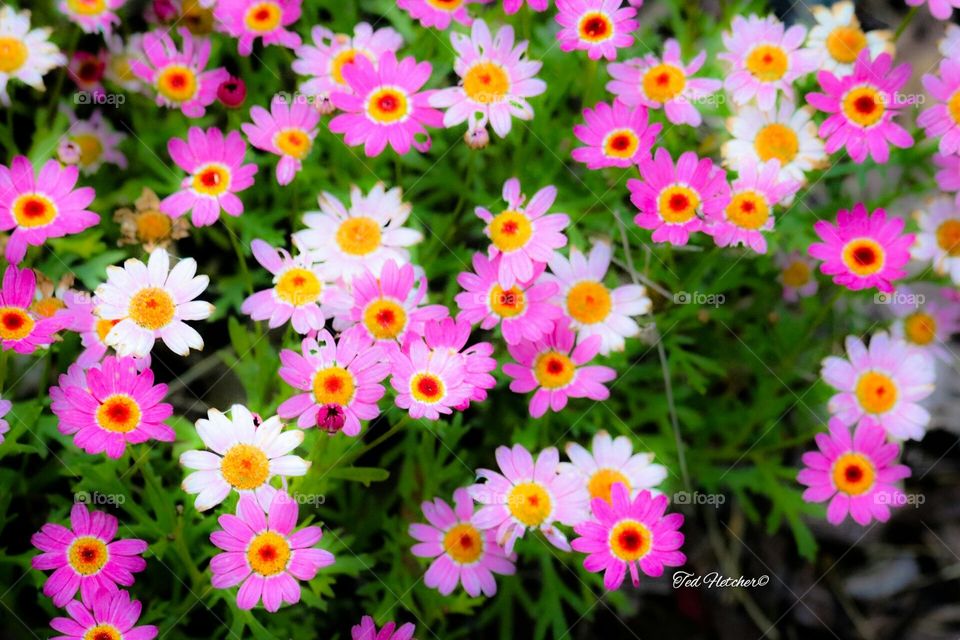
[627,148,730,246]
[503,0,549,12]
[468,443,590,553]
[241,239,349,334]
[160,126,258,227]
[503,322,616,418]
[571,100,661,169]
[397,0,489,30]
[906,0,960,20]
[776,251,819,302]
[455,252,563,345]
[476,177,570,289]
[409,487,516,596]
[572,483,685,589]
[607,39,722,127]
[423,316,497,409]
[278,329,390,434]
[49,589,157,640]
[242,95,319,185]
[705,158,800,254]
[31,503,148,607]
[210,491,334,612]
[888,285,960,363]
[0,397,11,444]
[430,20,546,138]
[719,14,816,111]
[59,0,124,35]
[821,332,935,441]
[388,330,471,420]
[50,356,174,459]
[131,28,229,118]
[0,156,98,264]
[554,0,637,61]
[352,616,415,640]
[805,51,913,164]
[934,152,960,204]
[0,265,66,354]
[808,203,913,293]
[798,418,911,526]
[918,58,960,156]
[345,259,449,345]
[214,0,302,56]
[329,51,441,157]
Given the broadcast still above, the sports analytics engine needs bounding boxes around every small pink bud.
[217,76,247,108]
[317,404,346,434]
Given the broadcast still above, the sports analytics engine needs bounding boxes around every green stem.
[0,349,8,394]
[658,339,691,493]
[894,6,920,42]
[224,219,254,295]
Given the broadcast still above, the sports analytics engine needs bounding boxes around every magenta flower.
[628,148,730,246]
[503,0,549,12]
[455,252,563,345]
[242,95,319,185]
[798,418,911,525]
[131,28,229,118]
[397,0,489,30]
[503,323,616,418]
[934,152,960,203]
[50,356,174,459]
[476,178,570,289]
[572,484,685,589]
[214,0,302,56]
[50,589,157,640]
[806,51,913,164]
[571,100,661,169]
[31,503,148,607]
[352,616,415,640]
[160,126,258,227]
[554,0,637,61]
[0,265,66,354]
[278,330,390,434]
[210,491,334,612]
[918,58,960,156]
[906,0,960,20]
[422,317,497,408]
[410,487,516,597]
[59,0,123,35]
[330,51,442,157]
[808,203,913,293]
[217,75,247,108]
[607,39,722,126]
[0,156,97,264]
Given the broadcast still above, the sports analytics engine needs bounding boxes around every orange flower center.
[587,468,631,502]
[95,394,142,433]
[489,284,526,318]
[312,365,356,405]
[410,372,445,403]
[463,62,510,104]
[725,190,771,230]
[128,287,176,330]
[507,481,552,526]
[275,268,322,306]
[642,63,686,103]
[220,443,270,490]
[12,193,58,228]
[157,64,198,102]
[566,281,612,324]
[488,210,533,253]
[67,536,108,575]
[826,26,868,64]
[842,85,886,128]
[243,1,282,32]
[246,531,291,576]
[936,219,960,256]
[443,523,484,564]
[841,238,885,276]
[904,312,937,346]
[366,87,409,123]
[855,370,898,414]
[0,307,34,341]
[578,12,613,42]
[657,185,700,224]
[608,519,652,561]
[335,217,381,255]
[754,123,799,164]
[362,298,407,340]
[603,128,640,159]
[0,36,28,73]
[745,44,789,82]
[533,351,575,389]
[831,452,876,495]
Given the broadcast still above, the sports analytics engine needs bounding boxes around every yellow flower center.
[330,47,373,85]
[95,394,142,433]
[128,287,176,331]
[488,210,533,253]
[335,217,382,256]
[587,468,631,502]
[110,55,135,83]
[489,284,526,318]
[366,87,409,124]
[0,307,35,341]
[136,211,174,244]
[657,185,700,224]
[312,365,356,405]
[362,298,407,340]
[831,452,876,495]
[608,519,652,562]
[83,624,122,640]
[67,536,108,576]
[566,281,612,325]
[841,238,885,276]
[410,372,446,403]
[427,0,464,10]
[578,11,614,43]
[96,318,121,343]
[192,163,232,197]
[67,0,107,15]
[533,351,576,389]
[274,127,312,159]
[855,370,898,414]
[463,61,510,104]
[841,85,886,128]
[243,1,282,32]
[826,26,868,64]
[745,44,789,82]
[246,531,291,576]
[904,312,937,346]
[31,297,65,318]
[641,63,687,103]
[603,128,640,159]
[754,123,799,164]
[275,267,322,306]
[220,443,270,490]
[0,36,28,74]
[71,133,104,168]
[12,193,58,228]
[725,190,771,230]
[157,64,198,103]
[507,481,552,527]
[781,260,811,288]
[443,522,483,564]
[936,219,960,256]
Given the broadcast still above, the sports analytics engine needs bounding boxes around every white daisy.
[58,108,128,175]
[558,431,667,504]
[180,405,310,512]
[0,7,66,105]
[805,1,893,76]
[941,23,960,59]
[722,99,828,188]
[913,196,960,285]
[104,33,146,93]
[95,248,214,358]
[292,183,423,283]
[543,242,651,355]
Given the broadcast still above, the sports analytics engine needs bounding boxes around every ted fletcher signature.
[672,571,770,589]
